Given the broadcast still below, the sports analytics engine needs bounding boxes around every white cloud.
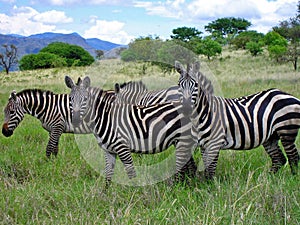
[134,0,299,33]
[33,10,73,24]
[0,6,73,36]
[46,0,130,5]
[84,18,134,44]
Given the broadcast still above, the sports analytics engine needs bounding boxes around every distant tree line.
[121,1,300,71]
[0,1,299,74]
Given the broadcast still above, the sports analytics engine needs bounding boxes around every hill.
[0,32,124,59]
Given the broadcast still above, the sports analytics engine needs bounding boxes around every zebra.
[176,60,300,179]
[2,79,96,157]
[114,80,180,105]
[65,76,196,185]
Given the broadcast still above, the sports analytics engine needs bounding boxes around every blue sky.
[0,0,298,44]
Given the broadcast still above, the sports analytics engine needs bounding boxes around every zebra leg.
[262,139,287,173]
[116,147,136,179]
[104,151,117,186]
[46,127,63,157]
[174,140,197,182]
[202,146,220,180]
[280,133,300,175]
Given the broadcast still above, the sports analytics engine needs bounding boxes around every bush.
[19,52,67,70]
[246,41,264,56]
[40,42,94,67]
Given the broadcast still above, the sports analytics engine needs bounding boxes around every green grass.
[0,52,299,224]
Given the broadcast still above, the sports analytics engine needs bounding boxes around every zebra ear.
[76,77,82,85]
[175,61,186,77]
[193,61,200,73]
[10,90,17,101]
[114,83,120,93]
[82,76,91,88]
[65,76,75,89]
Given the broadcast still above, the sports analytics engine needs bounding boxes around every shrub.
[19,52,67,70]
[40,42,94,67]
[246,41,264,56]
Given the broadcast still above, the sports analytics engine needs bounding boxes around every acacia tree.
[0,44,18,74]
[205,17,251,44]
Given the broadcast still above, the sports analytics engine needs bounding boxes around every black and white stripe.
[114,80,179,106]
[2,88,92,157]
[66,76,195,184]
[176,61,300,179]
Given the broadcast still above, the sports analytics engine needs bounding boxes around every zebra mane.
[114,80,148,104]
[196,71,214,96]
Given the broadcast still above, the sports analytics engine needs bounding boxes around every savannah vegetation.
[0,48,299,224]
[0,2,299,224]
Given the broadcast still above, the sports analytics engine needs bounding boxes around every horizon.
[0,0,299,45]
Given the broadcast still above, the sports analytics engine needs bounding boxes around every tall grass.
[0,51,299,224]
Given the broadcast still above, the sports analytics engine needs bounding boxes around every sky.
[0,0,298,45]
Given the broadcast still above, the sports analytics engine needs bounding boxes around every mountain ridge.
[0,32,126,59]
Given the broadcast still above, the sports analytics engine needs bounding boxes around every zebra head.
[2,91,25,137]
[65,76,91,127]
[176,61,200,110]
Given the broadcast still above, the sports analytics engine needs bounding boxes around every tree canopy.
[40,42,94,67]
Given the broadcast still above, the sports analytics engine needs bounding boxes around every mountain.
[0,32,124,59]
[86,38,123,51]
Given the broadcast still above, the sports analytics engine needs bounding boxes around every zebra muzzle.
[71,112,82,127]
[2,123,13,137]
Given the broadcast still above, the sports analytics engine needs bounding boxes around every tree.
[19,52,67,70]
[40,42,94,67]
[271,1,300,70]
[0,44,18,74]
[95,50,104,60]
[120,36,163,62]
[171,27,202,42]
[205,17,251,44]
[264,31,288,62]
[194,38,222,60]
[231,30,264,49]
[246,41,263,56]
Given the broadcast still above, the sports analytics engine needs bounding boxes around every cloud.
[46,0,131,5]
[83,18,134,44]
[32,10,73,24]
[134,0,298,33]
[0,5,73,36]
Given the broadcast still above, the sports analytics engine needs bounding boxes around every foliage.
[0,44,18,74]
[40,42,94,67]
[264,31,288,62]
[170,27,202,42]
[121,37,198,72]
[205,17,251,44]
[155,40,198,72]
[194,38,222,60]
[0,57,299,224]
[271,2,300,70]
[231,30,265,49]
[19,52,67,70]
[95,50,104,60]
[245,41,264,56]
[120,36,163,62]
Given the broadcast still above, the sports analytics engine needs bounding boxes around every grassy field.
[0,50,299,224]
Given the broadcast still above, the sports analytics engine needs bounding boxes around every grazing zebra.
[2,85,95,157]
[176,61,300,179]
[114,80,180,105]
[65,76,196,184]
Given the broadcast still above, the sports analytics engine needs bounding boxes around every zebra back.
[114,79,181,106]
[114,81,148,104]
